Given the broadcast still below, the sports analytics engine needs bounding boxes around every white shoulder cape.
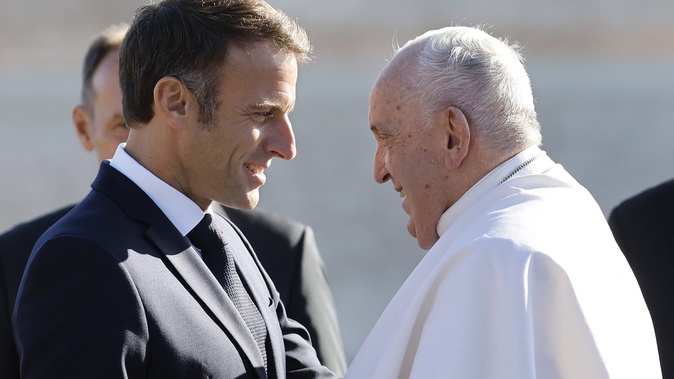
[345,147,661,379]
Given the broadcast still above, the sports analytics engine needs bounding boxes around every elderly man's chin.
[407,218,417,239]
[408,217,439,251]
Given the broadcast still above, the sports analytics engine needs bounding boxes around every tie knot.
[187,213,220,251]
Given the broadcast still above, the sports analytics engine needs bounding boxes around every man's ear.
[444,106,471,169]
[72,105,94,152]
[153,77,195,130]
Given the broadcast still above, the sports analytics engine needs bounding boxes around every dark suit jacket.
[0,206,72,378]
[217,206,346,375]
[0,192,346,379]
[608,178,674,379]
[11,162,336,379]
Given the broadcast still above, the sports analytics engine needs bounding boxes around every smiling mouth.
[245,163,267,175]
[399,188,406,198]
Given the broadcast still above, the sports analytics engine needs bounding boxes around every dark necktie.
[187,213,268,372]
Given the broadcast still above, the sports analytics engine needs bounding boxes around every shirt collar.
[436,146,545,237]
[108,143,209,236]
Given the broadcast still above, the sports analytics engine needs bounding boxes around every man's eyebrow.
[251,99,293,112]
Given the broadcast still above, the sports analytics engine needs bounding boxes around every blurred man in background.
[345,26,661,379]
[4,1,345,377]
[609,179,674,379]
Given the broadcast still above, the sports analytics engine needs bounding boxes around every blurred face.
[73,50,129,162]
[369,76,452,250]
[179,41,298,210]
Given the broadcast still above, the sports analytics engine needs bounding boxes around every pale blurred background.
[1,0,673,363]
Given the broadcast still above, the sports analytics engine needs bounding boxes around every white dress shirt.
[109,143,207,236]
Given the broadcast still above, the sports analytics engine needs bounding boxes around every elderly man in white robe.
[346,26,662,379]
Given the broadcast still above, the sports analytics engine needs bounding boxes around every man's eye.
[258,111,274,119]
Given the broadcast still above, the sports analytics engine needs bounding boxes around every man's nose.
[373,146,390,184]
[266,116,296,160]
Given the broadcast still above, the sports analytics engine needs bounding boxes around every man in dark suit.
[10,1,341,377]
[0,21,346,379]
[1,23,346,377]
[608,178,674,379]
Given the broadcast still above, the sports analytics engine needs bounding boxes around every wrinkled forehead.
[370,69,413,116]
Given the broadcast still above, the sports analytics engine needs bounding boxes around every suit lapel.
[92,163,267,378]
[148,227,266,377]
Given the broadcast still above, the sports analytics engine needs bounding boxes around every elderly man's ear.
[153,77,197,130]
[444,106,470,169]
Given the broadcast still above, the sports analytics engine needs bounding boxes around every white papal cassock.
[345,147,661,379]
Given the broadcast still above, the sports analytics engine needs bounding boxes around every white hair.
[395,26,542,152]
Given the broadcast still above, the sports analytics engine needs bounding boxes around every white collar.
[108,143,209,236]
[436,146,546,237]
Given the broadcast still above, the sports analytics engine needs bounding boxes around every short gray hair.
[396,26,542,152]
